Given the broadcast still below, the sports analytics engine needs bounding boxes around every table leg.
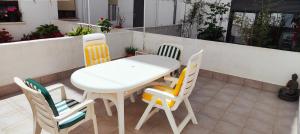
[117,92,125,134]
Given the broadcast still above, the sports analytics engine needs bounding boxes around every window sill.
[0,22,25,25]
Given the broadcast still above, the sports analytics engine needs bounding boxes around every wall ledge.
[0,22,25,25]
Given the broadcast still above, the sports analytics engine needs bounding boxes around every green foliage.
[198,23,225,41]
[21,24,63,41]
[250,7,272,47]
[67,26,93,36]
[125,46,138,54]
[97,17,112,33]
[181,1,205,38]
[198,2,230,41]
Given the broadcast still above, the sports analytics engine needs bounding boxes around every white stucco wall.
[76,0,108,24]
[132,31,300,86]
[118,0,186,28]
[0,31,132,86]
[0,0,58,40]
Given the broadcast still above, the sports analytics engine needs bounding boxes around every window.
[108,4,117,21]
[0,1,22,22]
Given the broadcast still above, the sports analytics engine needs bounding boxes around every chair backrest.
[83,33,110,67]
[14,77,58,131]
[173,50,203,108]
[157,43,183,61]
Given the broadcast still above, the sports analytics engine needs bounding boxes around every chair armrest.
[164,76,178,88]
[145,88,176,100]
[54,100,95,122]
[46,83,66,100]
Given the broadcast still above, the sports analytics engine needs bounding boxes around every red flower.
[100,17,104,20]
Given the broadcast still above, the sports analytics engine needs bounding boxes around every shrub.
[67,26,93,36]
[0,28,13,43]
[125,46,138,56]
[21,24,63,41]
[97,17,112,33]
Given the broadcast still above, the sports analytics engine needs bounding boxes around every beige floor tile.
[196,114,218,130]
[0,77,298,134]
[221,112,248,127]
[242,128,264,134]
[214,93,236,102]
[214,121,243,134]
[233,97,256,108]
[250,110,276,125]
[245,118,273,134]
[219,87,241,96]
[201,105,225,119]
[207,99,231,110]
[182,125,211,134]
[227,104,252,116]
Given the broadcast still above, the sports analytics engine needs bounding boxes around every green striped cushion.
[55,99,86,129]
[25,79,59,116]
[157,44,181,60]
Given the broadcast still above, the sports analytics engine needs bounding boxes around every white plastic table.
[71,55,180,134]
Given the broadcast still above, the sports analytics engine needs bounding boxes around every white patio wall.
[132,31,300,86]
[0,31,132,86]
[118,0,186,28]
[0,0,58,40]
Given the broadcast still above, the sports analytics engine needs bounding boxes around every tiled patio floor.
[0,76,298,134]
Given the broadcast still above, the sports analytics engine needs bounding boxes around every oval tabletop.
[71,55,180,93]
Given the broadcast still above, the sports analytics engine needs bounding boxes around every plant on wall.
[97,17,112,33]
[197,2,230,41]
[250,6,272,47]
[0,28,13,43]
[125,46,138,57]
[181,0,205,38]
[67,26,93,36]
[21,24,63,40]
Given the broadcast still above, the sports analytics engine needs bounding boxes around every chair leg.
[184,98,198,124]
[92,115,99,134]
[103,99,113,116]
[130,94,135,103]
[33,119,42,134]
[135,100,156,130]
[163,102,179,134]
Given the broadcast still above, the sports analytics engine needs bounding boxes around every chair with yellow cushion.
[82,33,135,117]
[135,50,204,134]
[83,33,110,67]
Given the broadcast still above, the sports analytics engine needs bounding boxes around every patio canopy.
[231,0,300,13]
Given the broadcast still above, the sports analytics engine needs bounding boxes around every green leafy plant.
[21,24,63,40]
[181,0,205,38]
[97,17,112,33]
[67,26,93,36]
[198,2,230,41]
[125,46,138,56]
[0,28,13,43]
[250,7,272,47]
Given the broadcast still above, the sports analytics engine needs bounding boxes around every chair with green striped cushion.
[14,77,99,134]
[157,43,183,61]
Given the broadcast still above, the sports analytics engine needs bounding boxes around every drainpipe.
[173,0,177,24]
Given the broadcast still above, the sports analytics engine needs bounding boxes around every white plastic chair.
[135,50,204,134]
[82,33,135,117]
[14,77,98,134]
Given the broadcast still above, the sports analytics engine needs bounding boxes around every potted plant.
[0,28,13,43]
[67,26,93,36]
[125,46,138,57]
[21,24,63,41]
[115,16,125,29]
[97,17,112,33]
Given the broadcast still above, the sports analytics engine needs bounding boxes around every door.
[133,0,144,27]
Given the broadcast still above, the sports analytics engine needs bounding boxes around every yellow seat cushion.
[143,85,176,107]
[142,68,187,107]
[84,40,110,67]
